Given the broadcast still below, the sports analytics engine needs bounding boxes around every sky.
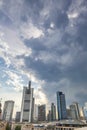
[0,0,87,117]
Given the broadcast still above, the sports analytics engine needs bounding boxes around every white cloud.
[20,23,44,39]
[0,0,3,8]
[68,12,79,19]
[34,88,48,105]
[0,28,32,68]
[5,70,23,91]
[0,83,2,88]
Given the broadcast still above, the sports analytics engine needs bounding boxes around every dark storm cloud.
[44,11,68,29]
[76,92,87,106]
[24,38,46,51]
[24,55,62,82]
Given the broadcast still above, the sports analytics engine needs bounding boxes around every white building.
[20,81,34,122]
[34,104,38,122]
[3,100,14,121]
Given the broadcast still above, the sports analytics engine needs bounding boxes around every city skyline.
[0,0,87,118]
[0,81,87,121]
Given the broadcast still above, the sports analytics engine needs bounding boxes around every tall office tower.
[57,91,67,120]
[33,104,38,122]
[0,102,2,120]
[83,107,87,120]
[70,102,80,120]
[66,108,72,119]
[15,112,21,122]
[79,107,85,120]
[3,100,14,121]
[47,110,51,122]
[38,104,46,122]
[20,81,34,122]
[51,103,56,121]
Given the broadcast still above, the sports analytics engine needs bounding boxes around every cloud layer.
[0,0,87,113]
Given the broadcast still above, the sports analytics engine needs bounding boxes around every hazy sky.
[0,0,87,117]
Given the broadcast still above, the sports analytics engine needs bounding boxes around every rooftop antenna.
[28,73,31,89]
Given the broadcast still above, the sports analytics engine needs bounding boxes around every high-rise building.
[33,104,38,122]
[15,112,21,122]
[66,108,72,119]
[3,100,14,121]
[0,101,2,120]
[20,81,34,122]
[38,104,46,122]
[79,107,85,120]
[57,91,67,120]
[70,102,80,120]
[47,110,51,122]
[51,103,56,121]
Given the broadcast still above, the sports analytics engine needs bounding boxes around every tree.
[15,125,21,130]
[6,123,11,130]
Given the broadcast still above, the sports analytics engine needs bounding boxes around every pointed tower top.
[28,81,31,89]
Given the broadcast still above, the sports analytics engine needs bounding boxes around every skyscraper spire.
[29,81,31,89]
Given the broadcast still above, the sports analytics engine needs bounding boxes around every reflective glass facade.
[57,91,67,120]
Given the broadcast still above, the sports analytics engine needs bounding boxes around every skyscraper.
[47,110,51,122]
[70,102,80,120]
[20,81,34,122]
[38,104,46,122]
[51,103,56,121]
[79,107,85,120]
[3,100,14,121]
[33,104,38,122]
[0,101,2,120]
[57,91,67,120]
[15,112,21,122]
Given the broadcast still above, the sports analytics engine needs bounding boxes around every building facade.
[20,81,34,122]
[15,112,21,122]
[67,108,72,119]
[38,105,46,122]
[57,91,67,120]
[51,103,56,121]
[70,102,80,120]
[0,102,2,120]
[47,110,51,122]
[3,100,14,121]
[33,104,38,122]
[79,107,85,120]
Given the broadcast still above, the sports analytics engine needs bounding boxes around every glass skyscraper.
[57,91,67,120]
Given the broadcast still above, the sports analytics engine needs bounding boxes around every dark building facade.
[57,91,67,120]
[15,112,21,122]
[47,110,51,122]
[38,105,46,121]
[0,102,2,120]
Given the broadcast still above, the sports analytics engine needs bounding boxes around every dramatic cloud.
[0,0,87,116]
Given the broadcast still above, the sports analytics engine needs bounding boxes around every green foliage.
[15,125,21,130]
[6,123,11,130]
